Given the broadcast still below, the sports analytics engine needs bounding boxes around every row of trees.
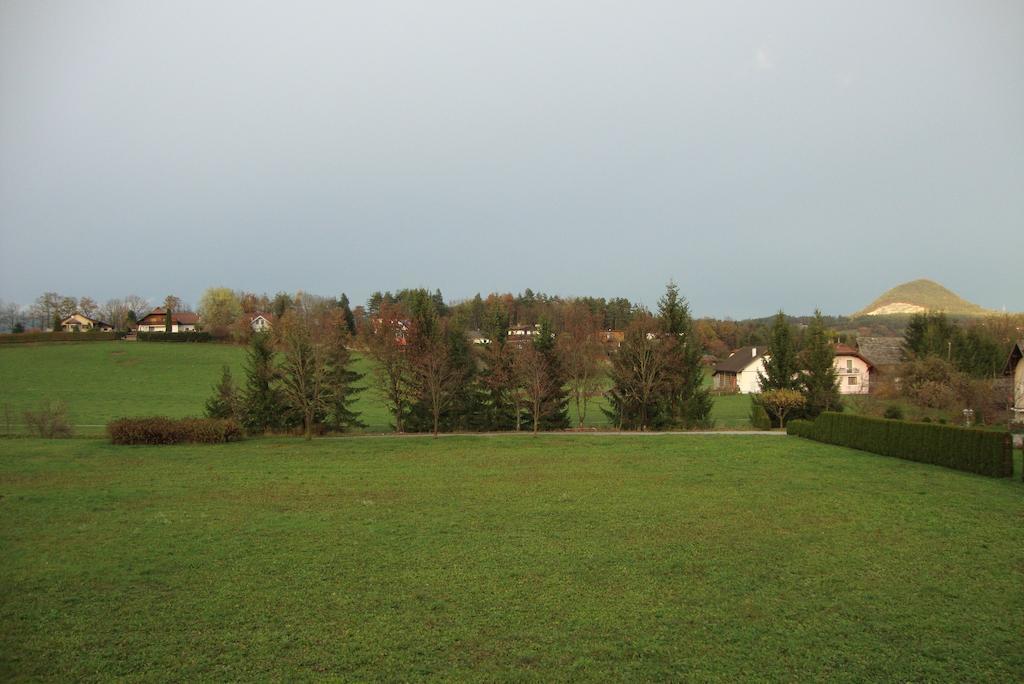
[207,282,713,436]
[205,299,364,439]
[752,311,843,428]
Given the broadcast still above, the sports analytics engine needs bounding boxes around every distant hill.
[855,279,989,317]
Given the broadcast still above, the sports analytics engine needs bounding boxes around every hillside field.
[0,341,753,433]
[2,434,1022,680]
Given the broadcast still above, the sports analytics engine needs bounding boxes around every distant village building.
[136,308,199,333]
[245,312,274,333]
[507,324,540,339]
[597,330,625,348]
[833,343,873,395]
[855,336,904,371]
[60,313,113,333]
[468,330,491,345]
[712,346,769,394]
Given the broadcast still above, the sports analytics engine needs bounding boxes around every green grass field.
[0,342,754,433]
[1,434,1021,680]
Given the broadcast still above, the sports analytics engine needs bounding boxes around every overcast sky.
[1,1,1021,318]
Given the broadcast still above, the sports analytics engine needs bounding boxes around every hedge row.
[787,412,1012,477]
[108,417,242,444]
[0,331,121,344]
[137,331,212,343]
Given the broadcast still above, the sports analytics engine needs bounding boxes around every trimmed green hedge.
[108,417,242,444]
[787,412,1012,477]
[137,331,211,343]
[0,331,121,344]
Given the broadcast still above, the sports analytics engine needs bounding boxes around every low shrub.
[23,400,73,438]
[785,419,814,438]
[0,331,120,344]
[137,332,212,343]
[107,417,242,445]
[883,405,904,420]
[749,400,772,430]
[787,412,1012,478]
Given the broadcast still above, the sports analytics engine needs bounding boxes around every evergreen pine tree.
[205,365,239,419]
[339,293,357,336]
[164,307,172,333]
[530,317,569,430]
[323,326,365,432]
[758,311,800,391]
[800,310,841,417]
[240,332,286,433]
[656,281,714,428]
[603,316,668,430]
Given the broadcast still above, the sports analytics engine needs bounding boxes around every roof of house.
[713,346,768,374]
[246,312,275,323]
[141,308,199,325]
[61,312,112,327]
[855,336,904,367]
[834,343,875,369]
[1003,340,1023,376]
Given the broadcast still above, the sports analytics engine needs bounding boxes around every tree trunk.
[304,412,312,440]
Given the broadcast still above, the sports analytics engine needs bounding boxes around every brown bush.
[107,417,242,445]
[23,400,73,438]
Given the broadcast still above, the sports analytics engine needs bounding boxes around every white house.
[712,346,769,394]
[833,343,874,395]
[60,313,113,332]
[246,312,274,333]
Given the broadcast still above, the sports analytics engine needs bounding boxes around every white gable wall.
[737,356,768,394]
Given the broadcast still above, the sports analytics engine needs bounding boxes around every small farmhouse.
[136,308,199,333]
[60,313,113,332]
[712,346,769,394]
[833,343,873,395]
[1004,340,1023,418]
[246,312,274,333]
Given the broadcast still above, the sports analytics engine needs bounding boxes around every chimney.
[751,347,757,357]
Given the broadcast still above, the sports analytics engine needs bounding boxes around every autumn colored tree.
[198,287,243,336]
[558,302,604,428]
[275,306,333,440]
[603,316,672,430]
[757,389,805,428]
[362,302,414,432]
[513,340,560,434]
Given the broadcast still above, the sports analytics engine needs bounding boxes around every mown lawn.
[0,342,748,433]
[1,435,1022,680]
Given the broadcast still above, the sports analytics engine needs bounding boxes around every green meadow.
[0,341,752,433]
[1,435,1022,680]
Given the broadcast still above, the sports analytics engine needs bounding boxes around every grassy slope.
[0,342,752,433]
[1,435,1022,680]
[855,278,987,316]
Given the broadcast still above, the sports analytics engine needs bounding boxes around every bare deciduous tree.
[411,320,466,436]
[274,306,333,440]
[362,303,414,433]
[513,342,559,434]
[558,303,604,428]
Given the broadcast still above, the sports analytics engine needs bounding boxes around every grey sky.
[1,1,1021,318]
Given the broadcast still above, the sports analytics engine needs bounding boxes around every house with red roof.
[135,308,199,333]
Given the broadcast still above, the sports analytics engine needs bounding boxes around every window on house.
[846,359,853,372]
[848,376,858,385]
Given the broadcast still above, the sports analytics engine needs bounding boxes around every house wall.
[137,323,196,333]
[736,357,768,394]
[834,355,871,395]
[1015,361,1024,410]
